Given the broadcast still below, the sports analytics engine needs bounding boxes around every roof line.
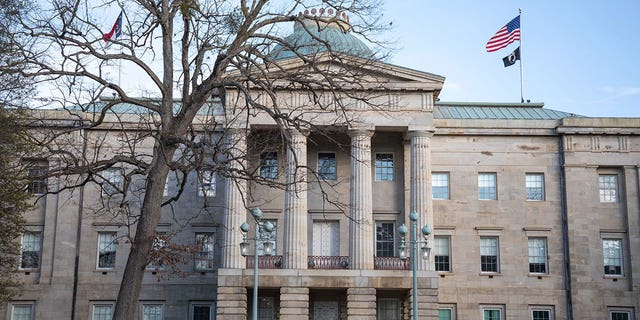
[436,101,545,108]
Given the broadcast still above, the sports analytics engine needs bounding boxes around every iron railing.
[374,256,411,270]
[245,255,283,269]
[307,256,349,269]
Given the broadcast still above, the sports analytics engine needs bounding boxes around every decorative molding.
[590,136,600,151]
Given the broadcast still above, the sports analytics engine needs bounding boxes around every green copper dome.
[269,10,374,61]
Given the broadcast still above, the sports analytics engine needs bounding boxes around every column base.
[215,286,247,320]
[347,287,376,320]
[406,288,438,320]
[280,287,309,320]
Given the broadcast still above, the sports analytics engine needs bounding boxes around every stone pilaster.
[283,129,308,269]
[408,130,434,271]
[215,286,248,320]
[280,287,309,320]
[221,129,247,269]
[347,287,377,319]
[348,129,375,270]
[407,287,439,320]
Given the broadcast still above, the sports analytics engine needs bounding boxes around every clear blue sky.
[382,1,640,117]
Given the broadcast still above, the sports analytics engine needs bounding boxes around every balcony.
[243,255,409,270]
[308,256,349,269]
[374,257,410,270]
[245,255,283,269]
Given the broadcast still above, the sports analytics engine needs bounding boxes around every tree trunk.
[112,143,174,319]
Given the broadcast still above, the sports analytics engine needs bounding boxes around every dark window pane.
[193,306,210,320]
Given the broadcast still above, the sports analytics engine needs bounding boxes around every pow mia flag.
[502,46,521,67]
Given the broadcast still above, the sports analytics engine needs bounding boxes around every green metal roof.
[434,102,584,120]
[269,18,374,61]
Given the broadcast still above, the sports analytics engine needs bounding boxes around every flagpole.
[518,8,524,103]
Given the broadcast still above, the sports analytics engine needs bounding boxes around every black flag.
[502,46,521,67]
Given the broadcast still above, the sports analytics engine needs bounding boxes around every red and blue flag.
[102,11,123,42]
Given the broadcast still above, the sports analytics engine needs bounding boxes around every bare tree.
[12,0,389,318]
[0,0,34,302]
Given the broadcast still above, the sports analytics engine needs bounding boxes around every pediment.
[233,52,445,95]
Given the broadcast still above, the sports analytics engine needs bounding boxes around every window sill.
[19,269,40,275]
[479,272,501,278]
[195,270,216,274]
[528,273,550,278]
[95,269,116,275]
[603,275,625,280]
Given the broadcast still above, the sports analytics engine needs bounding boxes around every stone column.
[216,286,248,320]
[283,129,308,269]
[280,287,309,320]
[347,287,377,319]
[348,129,375,270]
[408,130,434,271]
[221,129,247,269]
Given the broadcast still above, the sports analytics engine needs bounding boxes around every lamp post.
[398,211,431,320]
[239,208,275,320]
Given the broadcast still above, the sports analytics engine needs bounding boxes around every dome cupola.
[269,8,374,61]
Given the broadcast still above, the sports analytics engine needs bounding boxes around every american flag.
[486,16,520,52]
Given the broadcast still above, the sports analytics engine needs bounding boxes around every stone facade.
[2,23,640,320]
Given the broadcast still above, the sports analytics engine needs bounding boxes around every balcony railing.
[245,255,283,269]
[243,255,409,270]
[308,256,349,269]
[374,256,410,270]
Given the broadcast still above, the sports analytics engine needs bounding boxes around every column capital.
[406,129,435,139]
[286,127,310,138]
[348,128,375,138]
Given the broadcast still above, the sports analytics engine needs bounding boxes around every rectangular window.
[312,221,340,256]
[610,310,633,320]
[257,220,277,256]
[92,304,113,320]
[478,173,497,200]
[11,304,33,320]
[147,233,167,271]
[377,298,400,320]
[257,296,274,320]
[603,238,623,275]
[97,232,117,269]
[483,307,503,320]
[25,160,48,195]
[532,310,551,320]
[197,170,216,197]
[599,174,618,202]
[20,232,42,269]
[480,237,499,273]
[259,152,278,180]
[375,222,395,257]
[528,237,548,274]
[191,303,215,320]
[195,233,215,271]
[526,173,545,201]
[317,152,337,180]
[432,172,450,200]
[142,304,163,320]
[375,153,394,181]
[164,171,183,197]
[435,236,451,272]
[438,308,453,320]
[102,168,122,196]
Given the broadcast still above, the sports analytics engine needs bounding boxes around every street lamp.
[398,211,431,320]
[240,208,275,320]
